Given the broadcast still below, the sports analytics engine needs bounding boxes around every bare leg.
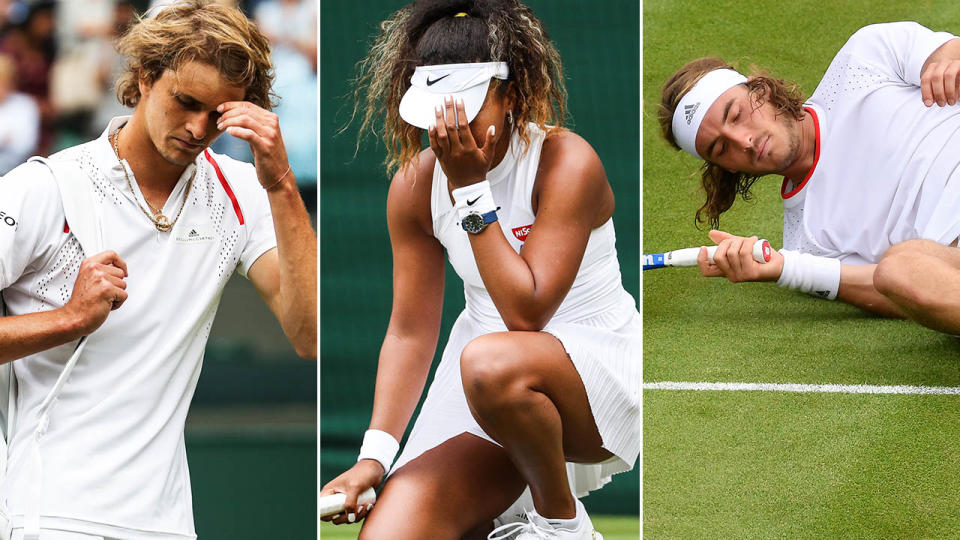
[359,433,525,540]
[874,239,960,333]
[460,331,612,520]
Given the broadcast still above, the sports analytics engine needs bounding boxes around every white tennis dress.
[390,124,640,499]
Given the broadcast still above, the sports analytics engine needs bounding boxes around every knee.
[874,244,933,306]
[460,334,529,405]
[881,238,939,261]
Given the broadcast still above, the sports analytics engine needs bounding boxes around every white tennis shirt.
[781,22,960,265]
[0,117,277,539]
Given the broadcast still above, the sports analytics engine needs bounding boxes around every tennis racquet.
[644,239,772,270]
[320,487,377,518]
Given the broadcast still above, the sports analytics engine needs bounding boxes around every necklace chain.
[112,125,194,233]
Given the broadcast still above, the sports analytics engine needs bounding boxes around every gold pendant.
[154,214,173,232]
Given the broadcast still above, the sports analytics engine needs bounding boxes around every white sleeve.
[228,163,278,278]
[839,22,956,86]
[0,162,64,289]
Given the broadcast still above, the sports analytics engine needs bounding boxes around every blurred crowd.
[0,0,317,192]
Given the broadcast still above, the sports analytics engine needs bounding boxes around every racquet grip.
[320,487,376,518]
[705,239,771,264]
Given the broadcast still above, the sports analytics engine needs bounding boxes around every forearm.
[468,223,559,331]
[368,332,439,441]
[836,263,905,317]
[0,308,85,364]
[267,177,317,359]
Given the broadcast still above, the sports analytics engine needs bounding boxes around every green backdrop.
[320,0,640,518]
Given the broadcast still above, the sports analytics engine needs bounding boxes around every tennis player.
[0,2,316,539]
[660,22,960,334]
[320,1,639,539]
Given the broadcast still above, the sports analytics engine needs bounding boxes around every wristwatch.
[461,210,498,234]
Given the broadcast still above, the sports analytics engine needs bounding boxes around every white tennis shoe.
[487,499,602,540]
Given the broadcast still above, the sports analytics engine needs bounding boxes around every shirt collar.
[95,115,198,186]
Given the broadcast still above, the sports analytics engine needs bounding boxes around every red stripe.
[64,220,69,234]
[204,149,245,225]
[781,106,820,200]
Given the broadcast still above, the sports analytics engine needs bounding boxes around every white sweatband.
[672,68,748,158]
[357,429,400,475]
[777,249,842,300]
[451,180,497,221]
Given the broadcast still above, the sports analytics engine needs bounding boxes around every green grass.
[319,515,638,539]
[644,1,960,538]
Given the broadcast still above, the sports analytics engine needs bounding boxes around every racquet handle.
[706,239,771,264]
[656,239,772,268]
[320,487,377,518]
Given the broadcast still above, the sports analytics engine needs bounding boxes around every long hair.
[352,0,568,174]
[659,57,806,229]
[116,0,276,110]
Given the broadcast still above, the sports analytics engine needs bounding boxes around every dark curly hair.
[352,0,568,174]
[659,57,806,229]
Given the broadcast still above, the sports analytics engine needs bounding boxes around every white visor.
[671,68,748,158]
[399,62,509,129]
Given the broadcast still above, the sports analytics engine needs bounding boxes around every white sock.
[544,501,583,531]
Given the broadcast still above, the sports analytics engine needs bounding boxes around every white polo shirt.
[782,22,960,264]
[0,117,277,539]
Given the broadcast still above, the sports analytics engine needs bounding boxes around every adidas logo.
[684,103,699,125]
[188,229,199,238]
[815,290,830,298]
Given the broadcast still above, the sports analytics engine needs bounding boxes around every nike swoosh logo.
[467,196,481,206]
[426,74,450,86]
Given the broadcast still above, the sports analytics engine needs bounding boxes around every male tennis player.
[0,2,316,539]
[660,21,960,334]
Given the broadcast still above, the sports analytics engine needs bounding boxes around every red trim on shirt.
[781,106,821,199]
[204,149,245,225]
[64,220,69,234]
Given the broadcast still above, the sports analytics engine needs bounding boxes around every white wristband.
[451,180,497,221]
[777,249,841,300]
[357,429,400,475]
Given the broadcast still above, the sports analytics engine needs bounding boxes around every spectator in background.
[0,1,55,155]
[51,0,115,142]
[91,0,136,137]
[0,53,38,173]
[254,0,317,187]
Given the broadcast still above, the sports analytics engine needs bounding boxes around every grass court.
[644,0,960,537]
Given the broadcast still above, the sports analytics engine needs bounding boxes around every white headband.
[672,68,748,158]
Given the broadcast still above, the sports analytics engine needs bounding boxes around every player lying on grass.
[660,21,960,334]
[0,2,316,539]
[320,1,639,539]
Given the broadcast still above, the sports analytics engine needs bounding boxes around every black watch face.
[462,213,486,233]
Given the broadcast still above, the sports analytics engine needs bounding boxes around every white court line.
[643,381,960,395]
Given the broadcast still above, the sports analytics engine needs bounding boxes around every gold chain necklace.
[112,125,194,233]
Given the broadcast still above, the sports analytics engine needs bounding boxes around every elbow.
[293,338,317,361]
[288,325,317,360]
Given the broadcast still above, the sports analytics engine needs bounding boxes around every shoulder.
[2,160,59,196]
[387,149,436,235]
[201,149,260,197]
[537,129,608,193]
[202,149,256,180]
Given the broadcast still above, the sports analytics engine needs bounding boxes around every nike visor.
[399,62,509,129]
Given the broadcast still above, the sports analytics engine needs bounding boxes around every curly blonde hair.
[116,0,276,110]
[352,0,568,174]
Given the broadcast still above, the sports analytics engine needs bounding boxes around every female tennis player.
[320,1,639,538]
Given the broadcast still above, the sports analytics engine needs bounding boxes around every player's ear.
[137,68,155,99]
